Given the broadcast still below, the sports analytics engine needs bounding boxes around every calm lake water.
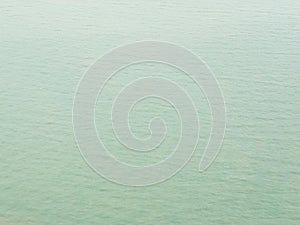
[0,0,299,224]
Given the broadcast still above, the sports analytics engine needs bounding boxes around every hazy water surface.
[0,0,299,224]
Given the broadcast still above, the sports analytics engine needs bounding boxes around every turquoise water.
[1,0,299,224]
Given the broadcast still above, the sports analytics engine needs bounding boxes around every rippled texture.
[0,0,299,224]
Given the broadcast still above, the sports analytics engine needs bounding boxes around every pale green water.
[1,0,299,224]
